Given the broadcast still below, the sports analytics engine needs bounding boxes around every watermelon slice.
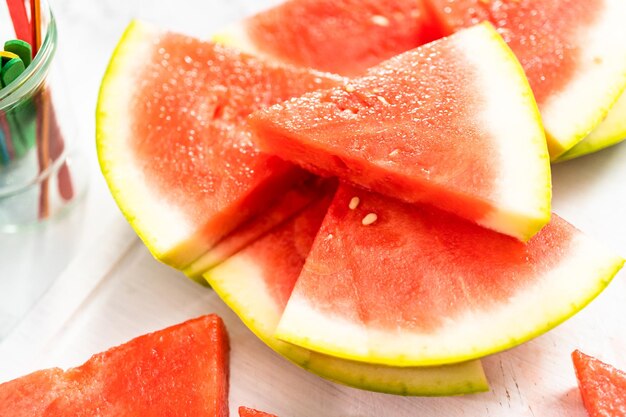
[557,93,626,162]
[0,315,229,416]
[96,21,343,270]
[572,350,626,417]
[204,194,489,396]
[275,185,624,367]
[184,177,334,279]
[249,23,551,241]
[214,0,442,76]
[239,407,278,417]
[426,0,626,159]
[0,369,67,416]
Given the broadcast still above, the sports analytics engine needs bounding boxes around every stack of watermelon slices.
[96,0,626,396]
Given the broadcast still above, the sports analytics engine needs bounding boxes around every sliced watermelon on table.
[250,23,551,241]
[572,350,626,417]
[184,177,334,279]
[96,21,343,270]
[557,93,626,162]
[0,315,229,416]
[214,0,443,76]
[0,369,67,417]
[426,0,626,159]
[275,185,624,367]
[239,407,278,417]
[205,192,489,396]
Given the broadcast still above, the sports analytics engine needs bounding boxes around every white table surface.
[1,1,625,416]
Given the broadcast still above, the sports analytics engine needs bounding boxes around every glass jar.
[0,0,86,231]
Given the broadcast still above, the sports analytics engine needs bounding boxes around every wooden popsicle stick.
[47,99,74,200]
[0,119,10,165]
[0,113,16,161]
[31,0,42,53]
[5,0,33,46]
[37,88,50,219]
[5,39,33,67]
[29,0,51,218]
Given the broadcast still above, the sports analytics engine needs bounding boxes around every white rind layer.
[275,233,624,367]
[97,21,194,263]
[205,254,489,395]
[455,24,551,241]
[541,0,626,159]
[557,92,626,162]
[212,23,266,59]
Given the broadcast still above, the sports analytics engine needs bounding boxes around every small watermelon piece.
[184,177,334,279]
[249,23,551,241]
[426,0,626,159]
[557,93,626,162]
[205,192,489,396]
[96,21,343,270]
[0,369,67,416]
[275,185,624,367]
[0,315,229,416]
[572,350,626,417]
[213,0,443,76]
[239,407,278,417]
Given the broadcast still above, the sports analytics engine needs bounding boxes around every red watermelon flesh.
[0,369,67,416]
[249,23,550,241]
[572,350,626,417]
[275,184,624,366]
[240,0,442,76]
[204,186,489,395]
[131,33,341,264]
[0,315,229,417]
[184,177,336,278]
[239,407,278,417]
[98,22,343,269]
[425,0,626,158]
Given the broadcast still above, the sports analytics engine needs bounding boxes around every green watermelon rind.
[275,233,624,367]
[555,92,626,162]
[204,256,490,396]
[97,20,205,273]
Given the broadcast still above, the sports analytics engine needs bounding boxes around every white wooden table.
[1,1,625,416]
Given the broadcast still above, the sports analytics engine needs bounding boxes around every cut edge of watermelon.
[212,23,266,62]
[183,176,327,279]
[541,0,626,160]
[455,23,552,242]
[97,20,198,268]
[204,255,490,396]
[572,349,626,416]
[275,233,624,367]
[239,406,278,417]
[556,92,626,162]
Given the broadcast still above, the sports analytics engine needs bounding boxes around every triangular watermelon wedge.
[426,0,626,160]
[213,0,443,76]
[97,21,343,270]
[205,191,489,396]
[239,407,278,417]
[0,315,229,416]
[572,350,626,417]
[557,93,626,162]
[184,177,334,279]
[275,184,623,367]
[249,23,551,241]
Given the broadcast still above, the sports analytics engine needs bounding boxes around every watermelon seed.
[389,149,399,157]
[362,213,378,225]
[377,96,390,105]
[371,15,390,27]
[349,197,360,210]
[345,84,355,93]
